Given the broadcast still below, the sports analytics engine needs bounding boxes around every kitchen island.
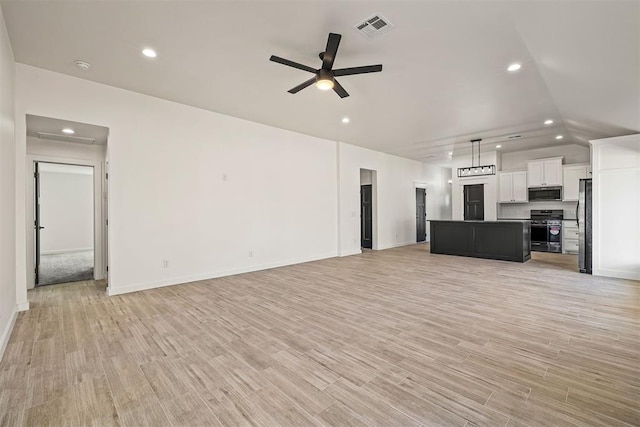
[430,220,530,262]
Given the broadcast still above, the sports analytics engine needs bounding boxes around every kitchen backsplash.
[499,201,578,220]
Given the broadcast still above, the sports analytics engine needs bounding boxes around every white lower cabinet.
[563,221,579,254]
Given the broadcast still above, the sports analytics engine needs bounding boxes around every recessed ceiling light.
[507,63,521,72]
[341,117,350,124]
[496,145,502,148]
[448,152,453,156]
[62,128,75,134]
[142,48,157,58]
[555,135,563,140]
[544,119,554,125]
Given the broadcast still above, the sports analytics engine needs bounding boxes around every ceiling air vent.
[37,132,96,145]
[353,14,395,40]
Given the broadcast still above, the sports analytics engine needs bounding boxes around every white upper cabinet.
[527,161,544,187]
[543,160,562,186]
[512,171,528,201]
[562,164,590,201]
[498,171,528,203]
[527,157,563,187]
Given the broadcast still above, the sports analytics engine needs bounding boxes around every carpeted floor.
[38,250,94,286]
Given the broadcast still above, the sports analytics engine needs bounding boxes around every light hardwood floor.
[1,244,639,426]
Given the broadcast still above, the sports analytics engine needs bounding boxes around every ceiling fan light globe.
[316,79,334,91]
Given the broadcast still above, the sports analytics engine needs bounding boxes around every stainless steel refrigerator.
[578,179,592,274]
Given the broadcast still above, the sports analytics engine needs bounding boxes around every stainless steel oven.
[530,210,563,253]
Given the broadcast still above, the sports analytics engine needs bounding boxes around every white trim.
[107,251,338,296]
[339,249,362,257]
[0,306,18,362]
[592,269,640,281]
[41,248,93,255]
[26,154,105,289]
[17,302,29,311]
[376,240,417,250]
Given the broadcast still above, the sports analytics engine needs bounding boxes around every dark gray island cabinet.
[430,220,531,262]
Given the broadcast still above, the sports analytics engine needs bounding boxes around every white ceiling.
[3,1,639,163]
[26,115,109,145]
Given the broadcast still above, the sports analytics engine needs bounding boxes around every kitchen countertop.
[431,219,530,223]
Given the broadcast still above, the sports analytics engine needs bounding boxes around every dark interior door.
[416,188,426,242]
[464,184,484,221]
[584,180,592,273]
[34,162,42,285]
[361,185,372,249]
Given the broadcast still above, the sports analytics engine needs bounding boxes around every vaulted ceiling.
[2,1,638,162]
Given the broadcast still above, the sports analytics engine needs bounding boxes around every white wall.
[421,164,452,241]
[0,6,19,360]
[501,144,590,170]
[451,151,499,221]
[27,136,106,162]
[359,169,372,185]
[338,142,428,254]
[15,64,339,296]
[39,166,93,254]
[591,134,640,281]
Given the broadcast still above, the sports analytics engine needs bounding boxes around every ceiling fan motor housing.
[316,69,333,83]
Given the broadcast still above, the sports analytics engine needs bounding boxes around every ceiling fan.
[269,33,383,98]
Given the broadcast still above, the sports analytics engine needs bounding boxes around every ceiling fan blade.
[332,79,349,98]
[333,64,383,77]
[322,33,342,70]
[288,77,317,94]
[270,55,317,74]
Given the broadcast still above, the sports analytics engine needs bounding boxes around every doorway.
[464,184,484,221]
[34,162,95,286]
[361,184,373,249]
[416,188,426,242]
[359,168,377,250]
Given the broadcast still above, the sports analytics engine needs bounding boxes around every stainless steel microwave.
[528,186,562,201]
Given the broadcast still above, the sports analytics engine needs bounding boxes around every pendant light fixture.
[457,138,497,177]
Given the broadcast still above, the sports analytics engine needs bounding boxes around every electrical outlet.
[249,250,253,258]
[162,259,169,268]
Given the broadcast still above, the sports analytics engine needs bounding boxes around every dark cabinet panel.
[430,221,530,263]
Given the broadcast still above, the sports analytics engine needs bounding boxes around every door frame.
[463,183,485,221]
[26,154,106,289]
[456,176,490,220]
[358,169,378,250]
[360,184,373,249]
[416,188,426,242]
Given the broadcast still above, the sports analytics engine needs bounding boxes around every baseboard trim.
[339,249,362,257]
[17,302,29,311]
[107,251,338,296]
[376,241,417,250]
[592,268,640,281]
[0,306,19,363]
[41,248,93,255]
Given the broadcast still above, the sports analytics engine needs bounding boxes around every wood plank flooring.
[1,244,639,426]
